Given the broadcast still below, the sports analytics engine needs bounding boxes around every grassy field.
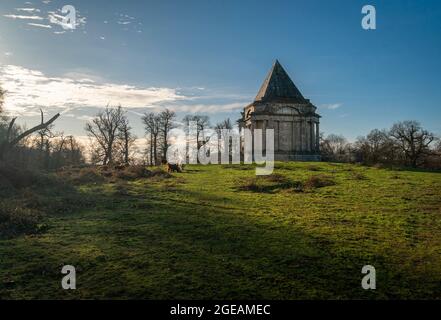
[0,162,440,299]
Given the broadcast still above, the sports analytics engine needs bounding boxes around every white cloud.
[76,115,95,122]
[16,8,41,13]
[28,22,52,28]
[115,14,142,33]
[320,103,342,110]
[4,52,13,57]
[3,14,44,20]
[169,102,244,114]
[0,65,189,116]
[3,7,86,33]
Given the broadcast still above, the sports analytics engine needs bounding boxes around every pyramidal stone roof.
[254,60,307,104]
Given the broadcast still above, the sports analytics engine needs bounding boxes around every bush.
[0,163,94,238]
[150,168,172,180]
[351,172,368,180]
[221,164,254,170]
[0,203,42,239]
[238,174,303,193]
[115,165,151,180]
[238,178,267,192]
[57,167,105,185]
[113,182,129,196]
[0,162,52,190]
[304,174,336,189]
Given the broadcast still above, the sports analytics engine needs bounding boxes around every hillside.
[1,162,440,299]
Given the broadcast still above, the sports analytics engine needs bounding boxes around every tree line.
[85,106,230,166]
[77,105,441,169]
[321,122,440,168]
[1,84,440,170]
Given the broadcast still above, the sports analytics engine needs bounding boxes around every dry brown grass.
[304,174,336,189]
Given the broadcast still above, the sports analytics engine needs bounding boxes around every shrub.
[57,167,105,185]
[238,174,303,193]
[150,168,172,180]
[238,178,267,192]
[115,165,151,180]
[0,203,42,239]
[221,164,254,170]
[113,182,129,196]
[265,173,289,183]
[0,162,52,189]
[306,165,321,171]
[0,164,95,238]
[351,172,368,180]
[304,174,336,189]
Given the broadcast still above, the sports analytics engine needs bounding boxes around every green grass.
[1,162,440,299]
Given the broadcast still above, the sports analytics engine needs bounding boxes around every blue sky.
[0,0,440,142]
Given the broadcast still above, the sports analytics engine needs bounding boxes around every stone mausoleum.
[239,60,321,161]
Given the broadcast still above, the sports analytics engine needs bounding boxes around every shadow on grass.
[1,177,440,300]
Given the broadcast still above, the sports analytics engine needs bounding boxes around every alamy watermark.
[60,5,77,30]
[166,121,274,175]
[61,265,76,290]
[361,265,376,290]
[361,5,376,30]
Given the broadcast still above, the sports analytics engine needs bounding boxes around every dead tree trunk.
[0,113,60,160]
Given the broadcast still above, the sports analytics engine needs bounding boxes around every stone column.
[305,120,310,152]
[310,121,315,152]
[250,120,255,159]
[316,121,320,152]
[293,121,297,153]
[274,120,279,152]
[291,121,295,152]
[262,119,267,154]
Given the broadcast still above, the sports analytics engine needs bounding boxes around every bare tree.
[195,115,210,148]
[182,115,210,163]
[0,85,8,146]
[215,118,233,133]
[0,110,60,161]
[389,121,435,167]
[435,140,441,154]
[0,86,4,114]
[117,116,136,165]
[50,134,85,168]
[142,112,160,165]
[354,129,395,164]
[158,109,176,161]
[0,86,84,168]
[85,105,125,165]
[34,109,56,168]
[320,134,350,161]
[215,118,233,162]
[182,115,210,148]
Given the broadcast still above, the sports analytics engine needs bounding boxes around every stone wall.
[243,103,321,161]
